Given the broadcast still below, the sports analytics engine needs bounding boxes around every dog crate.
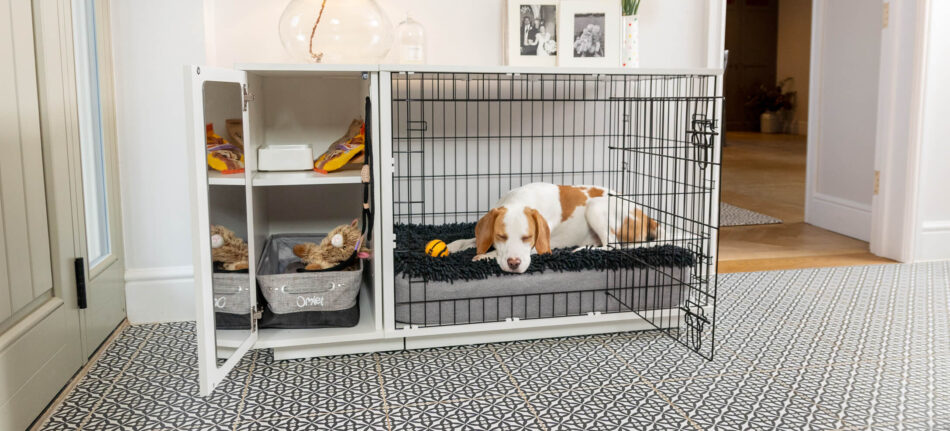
[383,71,722,358]
[189,65,724,395]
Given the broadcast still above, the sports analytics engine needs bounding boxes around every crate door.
[186,65,257,395]
[605,74,722,359]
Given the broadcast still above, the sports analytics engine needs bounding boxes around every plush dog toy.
[293,219,371,271]
[210,225,249,271]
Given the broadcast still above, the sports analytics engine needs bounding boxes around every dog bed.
[393,223,695,326]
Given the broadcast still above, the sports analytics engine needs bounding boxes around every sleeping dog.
[446,183,661,273]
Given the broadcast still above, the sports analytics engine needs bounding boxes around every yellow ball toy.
[425,239,449,257]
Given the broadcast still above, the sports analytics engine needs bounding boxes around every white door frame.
[70,0,127,357]
[869,0,931,262]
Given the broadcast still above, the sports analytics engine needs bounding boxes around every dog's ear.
[647,216,660,241]
[475,208,502,255]
[525,207,551,254]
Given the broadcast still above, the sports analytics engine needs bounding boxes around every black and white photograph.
[519,5,557,57]
[506,0,559,66]
[571,13,605,58]
[558,0,620,67]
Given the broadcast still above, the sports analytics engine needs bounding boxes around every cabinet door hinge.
[874,170,881,195]
[242,84,254,112]
[251,305,263,331]
[882,3,890,29]
[74,258,87,309]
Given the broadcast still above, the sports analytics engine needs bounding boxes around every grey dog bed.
[393,223,694,326]
[395,266,687,326]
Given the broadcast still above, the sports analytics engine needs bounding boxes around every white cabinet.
[187,64,397,395]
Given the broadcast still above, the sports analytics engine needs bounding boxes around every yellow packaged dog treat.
[206,123,245,174]
[314,119,365,174]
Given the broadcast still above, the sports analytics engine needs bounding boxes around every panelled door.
[0,0,128,428]
[605,73,722,360]
[0,0,82,429]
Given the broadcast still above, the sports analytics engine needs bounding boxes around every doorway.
[718,0,892,272]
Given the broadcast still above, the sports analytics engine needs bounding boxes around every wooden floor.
[717,132,894,273]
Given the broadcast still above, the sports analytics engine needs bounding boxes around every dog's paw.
[472,253,494,262]
[574,245,612,253]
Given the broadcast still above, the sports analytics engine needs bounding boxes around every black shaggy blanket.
[394,222,695,283]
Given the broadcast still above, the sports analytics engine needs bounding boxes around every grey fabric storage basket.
[257,234,361,315]
[212,272,251,315]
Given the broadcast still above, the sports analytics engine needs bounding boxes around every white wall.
[113,0,722,323]
[912,0,950,260]
[804,0,881,241]
[776,0,811,134]
[111,0,206,323]
[206,0,714,69]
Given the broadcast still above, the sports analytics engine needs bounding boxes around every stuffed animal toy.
[210,225,249,271]
[293,219,371,271]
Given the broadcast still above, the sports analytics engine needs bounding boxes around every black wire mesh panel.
[604,74,722,360]
[389,71,721,358]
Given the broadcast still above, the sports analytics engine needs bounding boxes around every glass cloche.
[278,0,394,63]
[395,14,426,64]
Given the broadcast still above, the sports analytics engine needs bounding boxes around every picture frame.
[557,0,621,68]
[505,0,559,67]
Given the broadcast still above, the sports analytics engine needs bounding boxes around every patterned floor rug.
[38,261,949,430]
[720,202,782,227]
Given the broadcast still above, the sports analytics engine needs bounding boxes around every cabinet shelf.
[208,171,246,186]
[251,170,362,187]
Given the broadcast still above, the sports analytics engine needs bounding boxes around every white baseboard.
[125,266,195,324]
[807,193,872,241]
[916,221,950,261]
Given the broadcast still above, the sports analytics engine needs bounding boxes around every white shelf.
[236,63,375,78]
[208,171,246,186]
[233,63,724,77]
[380,64,724,77]
[251,170,362,187]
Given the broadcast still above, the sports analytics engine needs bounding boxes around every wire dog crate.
[388,71,722,358]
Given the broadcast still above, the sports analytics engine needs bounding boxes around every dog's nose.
[507,257,521,270]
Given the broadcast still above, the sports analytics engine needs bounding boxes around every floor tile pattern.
[39,261,950,430]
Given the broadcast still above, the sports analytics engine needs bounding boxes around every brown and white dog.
[446,183,661,273]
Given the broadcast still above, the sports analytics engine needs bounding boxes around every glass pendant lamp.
[278,0,394,63]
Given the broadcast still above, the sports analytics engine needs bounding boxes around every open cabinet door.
[605,74,722,360]
[185,65,257,395]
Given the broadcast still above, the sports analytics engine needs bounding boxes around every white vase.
[622,15,639,68]
[760,111,782,134]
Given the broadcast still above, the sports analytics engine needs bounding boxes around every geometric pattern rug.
[720,202,783,226]
[38,261,949,430]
